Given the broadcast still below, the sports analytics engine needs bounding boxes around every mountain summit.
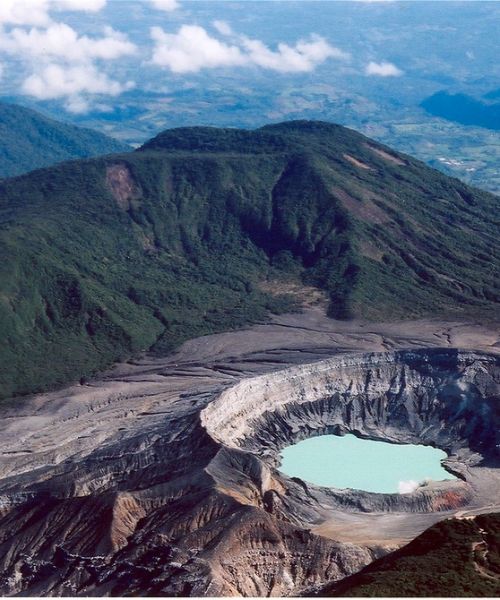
[0,120,498,399]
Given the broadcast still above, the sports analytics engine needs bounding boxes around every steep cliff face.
[0,336,498,596]
[202,350,499,518]
[203,349,498,457]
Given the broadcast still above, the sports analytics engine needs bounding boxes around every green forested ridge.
[0,120,498,400]
[0,102,129,178]
[318,513,500,597]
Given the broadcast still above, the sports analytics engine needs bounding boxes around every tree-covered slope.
[318,513,500,597]
[0,102,129,178]
[0,120,498,400]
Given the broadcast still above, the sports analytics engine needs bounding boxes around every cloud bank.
[0,23,136,62]
[0,4,352,114]
[150,24,349,73]
[22,64,134,112]
[365,60,403,76]
[151,25,245,73]
[0,0,106,27]
[0,0,138,112]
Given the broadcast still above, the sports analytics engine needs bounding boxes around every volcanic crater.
[202,348,499,519]
[0,312,499,596]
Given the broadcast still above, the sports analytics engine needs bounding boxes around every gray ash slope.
[0,312,498,597]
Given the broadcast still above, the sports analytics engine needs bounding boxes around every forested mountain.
[0,120,498,399]
[0,102,129,178]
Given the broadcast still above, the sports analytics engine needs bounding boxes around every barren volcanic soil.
[0,308,499,596]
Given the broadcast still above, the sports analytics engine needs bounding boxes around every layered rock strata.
[202,350,499,520]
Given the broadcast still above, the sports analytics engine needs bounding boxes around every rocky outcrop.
[0,316,498,597]
[203,350,498,458]
[106,162,141,211]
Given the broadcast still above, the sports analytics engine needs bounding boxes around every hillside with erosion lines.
[0,121,498,401]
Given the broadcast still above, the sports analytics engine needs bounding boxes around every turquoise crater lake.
[278,434,457,494]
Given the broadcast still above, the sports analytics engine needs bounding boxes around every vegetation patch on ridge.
[318,513,500,597]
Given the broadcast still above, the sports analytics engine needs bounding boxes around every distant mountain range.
[0,102,130,178]
[0,120,498,400]
[422,91,500,131]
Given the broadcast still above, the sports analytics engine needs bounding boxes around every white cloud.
[65,95,91,113]
[0,23,136,62]
[398,480,420,494]
[213,20,233,37]
[365,60,403,76]
[0,3,134,113]
[150,24,348,74]
[151,25,246,73]
[149,0,179,12]
[0,0,52,26]
[22,63,133,108]
[242,34,348,73]
[52,0,107,11]
[0,0,106,26]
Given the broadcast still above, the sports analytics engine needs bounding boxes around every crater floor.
[0,308,498,596]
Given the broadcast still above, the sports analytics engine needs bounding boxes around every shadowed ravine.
[0,310,498,596]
